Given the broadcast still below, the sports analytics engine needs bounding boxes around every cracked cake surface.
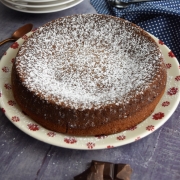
[11,14,167,136]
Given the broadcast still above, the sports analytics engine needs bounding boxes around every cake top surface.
[15,14,164,110]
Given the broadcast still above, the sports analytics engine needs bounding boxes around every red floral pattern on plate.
[107,145,114,148]
[64,137,77,144]
[11,42,19,49]
[12,116,20,122]
[168,51,175,58]
[47,132,56,137]
[8,100,16,106]
[11,58,15,63]
[22,34,28,40]
[175,75,180,81]
[27,124,39,131]
[166,63,171,69]
[4,83,12,90]
[167,87,178,96]
[4,52,6,56]
[152,112,164,120]
[87,142,95,149]
[1,108,5,113]
[159,40,164,45]
[117,135,126,140]
[162,101,170,107]
[146,125,154,131]
[2,66,9,72]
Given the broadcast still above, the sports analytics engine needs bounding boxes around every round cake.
[11,14,167,136]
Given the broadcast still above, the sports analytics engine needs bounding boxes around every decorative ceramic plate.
[3,0,74,8]
[8,0,59,2]
[0,0,83,13]
[0,32,180,150]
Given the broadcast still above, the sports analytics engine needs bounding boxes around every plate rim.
[3,0,75,8]
[7,0,60,2]
[0,0,83,13]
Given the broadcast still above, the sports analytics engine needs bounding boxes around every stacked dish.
[0,0,83,13]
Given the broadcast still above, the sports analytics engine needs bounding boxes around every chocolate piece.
[87,164,104,180]
[74,164,104,180]
[115,164,132,180]
[74,160,132,180]
[92,160,114,180]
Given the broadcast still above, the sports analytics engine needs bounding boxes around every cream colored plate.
[0,32,180,150]
[3,0,74,8]
[0,0,83,13]
[8,0,58,2]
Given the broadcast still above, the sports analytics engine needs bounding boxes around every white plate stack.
[0,0,83,13]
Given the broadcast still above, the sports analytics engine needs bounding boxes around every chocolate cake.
[11,14,167,136]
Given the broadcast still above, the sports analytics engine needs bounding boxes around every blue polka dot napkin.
[90,0,180,62]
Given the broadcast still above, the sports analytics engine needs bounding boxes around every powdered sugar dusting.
[15,14,163,109]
